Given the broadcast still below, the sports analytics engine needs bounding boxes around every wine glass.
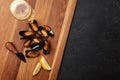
[10,0,34,22]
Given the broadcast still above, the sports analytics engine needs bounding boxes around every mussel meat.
[25,50,40,58]
[24,39,32,47]
[40,29,49,39]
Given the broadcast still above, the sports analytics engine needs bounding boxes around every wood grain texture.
[0,0,77,80]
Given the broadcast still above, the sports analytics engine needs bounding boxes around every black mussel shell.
[38,39,44,49]
[31,44,39,51]
[29,20,39,32]
[25,50,40,58]
[24,39,32,47]
[20,36,32,39]
[49,30,54,37]
[19,31,26,36]
[33,20,38,26]
[43,40,50,54]
[38,26,44,31]
[44,25,54,37]
[19,31,34,37]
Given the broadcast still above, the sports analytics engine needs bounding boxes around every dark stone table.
[58,0,120,80]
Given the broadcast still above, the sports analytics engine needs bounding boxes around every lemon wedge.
[33,63,41,76]
[40,56,51,70]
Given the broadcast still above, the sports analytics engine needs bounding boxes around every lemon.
[33,63,41,76]
[40,56,51,70]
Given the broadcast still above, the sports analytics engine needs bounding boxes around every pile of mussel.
[19,20,54,58]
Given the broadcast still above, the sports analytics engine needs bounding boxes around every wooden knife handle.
[5,42,18,54]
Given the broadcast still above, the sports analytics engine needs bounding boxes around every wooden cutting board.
[0,0,77,80]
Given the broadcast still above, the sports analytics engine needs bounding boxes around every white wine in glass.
[10,0,34,22]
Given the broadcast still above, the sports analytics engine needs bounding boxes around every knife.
[5,42,26,62]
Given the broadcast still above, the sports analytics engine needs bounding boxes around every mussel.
[44,25,54,37]
[29,20,39,32]
[19,31,34,39]
[25,50,40,58]
[30,38,44,50]
[37,26,49,39]
[30,38,40,47]
[43,40,50,54]
[19,31,34,36]
[40,29,49,39]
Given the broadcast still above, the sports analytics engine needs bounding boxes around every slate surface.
[58,0,120,80]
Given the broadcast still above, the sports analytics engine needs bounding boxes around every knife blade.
[16,52,26,62]
[5,42,26,63]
